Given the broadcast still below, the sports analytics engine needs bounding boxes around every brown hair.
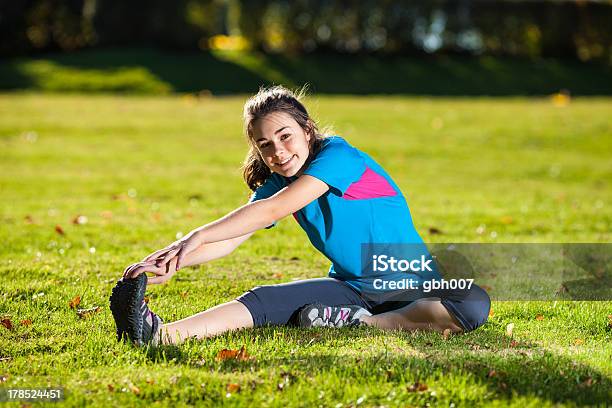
[242,85,327,191]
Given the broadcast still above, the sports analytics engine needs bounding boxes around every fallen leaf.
[68,295,81,309]
[24,215,35,224]
[100,210,113,219]
[428,227,443,235]
[54,225,65,235]
[509,340,519,348]
[226,383,241,393]
[216,345,250,362]
[574,338,584,346]
[488,309,495,317]
[129,384,140,395]
[442,328,451,340]
[487,369,497,378]
[1,318,13,330]
[145,378,155,385]
[20,319,32,326]
[535,314,544,321]
[76,306,102,319]
[580,377,593,388]
[107,384,114,392]
[272,273,283,279]
[407,382,428,392]
[506,323,514,337]
[290,256,300,261]
[72,215,88,225]
[180,291,188,300]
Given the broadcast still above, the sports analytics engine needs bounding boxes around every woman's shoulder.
[317,135,357,154]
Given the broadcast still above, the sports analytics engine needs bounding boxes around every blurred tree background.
[2,0,610,62]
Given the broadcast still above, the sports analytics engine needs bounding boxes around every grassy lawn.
[0,93,610,406]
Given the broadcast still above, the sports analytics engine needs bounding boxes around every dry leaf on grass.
[580,377,593,388]
[509,340,519,348]
[55,225,65,235]
[107,384,114,392]
[487,370,497,378]
[226,383,241,393]
[407,382,428,392]
[20,319,32,326]
[216,345,250,362]
[24,215,35,224]
[428,227,443,235]
[488,309,495,317]
[574,338,584,346]
[72,215,88,225]
[1,318,13,330]
[77,306,102,319]
[68,295,81,309]
[272,273,284,279]
[129,384,140,395]
[535,314,544,321]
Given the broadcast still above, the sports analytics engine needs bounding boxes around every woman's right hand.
[122,257,179,285]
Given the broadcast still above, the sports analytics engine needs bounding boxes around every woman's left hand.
[150,230,204,271]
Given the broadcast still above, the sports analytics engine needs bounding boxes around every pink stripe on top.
[342,167,398,200]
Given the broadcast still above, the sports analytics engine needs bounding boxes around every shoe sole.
[109,273,147,345]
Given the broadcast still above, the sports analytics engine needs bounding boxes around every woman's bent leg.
[160,300,253,344]
[361,283,491,333]
[360,297,464,333]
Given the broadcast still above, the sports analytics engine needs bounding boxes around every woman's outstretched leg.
[359,297,464,333]
[160,300,253,344]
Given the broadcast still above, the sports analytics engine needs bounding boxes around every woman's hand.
[143,230,204,272]
[122,258,179,285]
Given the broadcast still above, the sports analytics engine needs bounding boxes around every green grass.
[1,48,611,95]
[0,94,611,406]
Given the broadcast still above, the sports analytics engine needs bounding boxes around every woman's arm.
[180,233,253,267]
[124,233,253,283]
[158,175,329,269]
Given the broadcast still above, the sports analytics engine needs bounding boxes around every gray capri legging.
[236,277,491,332]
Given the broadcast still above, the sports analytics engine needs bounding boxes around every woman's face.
[251,112,311,178]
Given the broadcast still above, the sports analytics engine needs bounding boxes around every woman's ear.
[305,120,315,141]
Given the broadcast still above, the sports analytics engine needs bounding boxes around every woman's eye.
[259,142,270,149]
[280,134,291,140]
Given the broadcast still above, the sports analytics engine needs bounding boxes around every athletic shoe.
[109,274,163,346]
[297,303,371,328]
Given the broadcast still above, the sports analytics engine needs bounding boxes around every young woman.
[110,86,490,346]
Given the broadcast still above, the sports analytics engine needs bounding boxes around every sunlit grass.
[0,94,610,406]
